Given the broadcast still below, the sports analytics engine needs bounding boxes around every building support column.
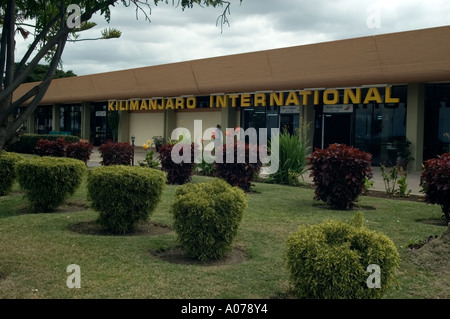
[81,102,91,141]
[221,106,237,131]
[301,98,315,156]
[164,109,176,141]
[25,110,35,134]
[118,111,130,143]
[406,83,425,171]
[52,104,60,132]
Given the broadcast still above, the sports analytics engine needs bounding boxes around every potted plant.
[393,137,414,171]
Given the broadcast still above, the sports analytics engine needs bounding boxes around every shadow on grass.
[67,220,173,237]
[148,245,248,267]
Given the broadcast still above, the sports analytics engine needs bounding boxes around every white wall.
[174,111,222,143]
[129,112,164,147]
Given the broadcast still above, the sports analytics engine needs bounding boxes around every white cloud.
[14,0,450,75]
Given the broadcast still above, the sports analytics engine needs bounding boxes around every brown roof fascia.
[13,25,450,105]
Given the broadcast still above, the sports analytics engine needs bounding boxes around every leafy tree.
[15,62,76,83]
[0,0,240,153]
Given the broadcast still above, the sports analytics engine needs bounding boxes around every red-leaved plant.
[65,141,94,164]
[214,141,263,192]
[98,141,133,166]
[158,142,196,184]
[35,138,67,157]
[420,153,450,223]
[308,143,373,210]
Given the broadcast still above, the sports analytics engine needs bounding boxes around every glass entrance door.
[323,113,352,147]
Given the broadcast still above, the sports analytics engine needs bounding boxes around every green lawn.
[0,174,448,299]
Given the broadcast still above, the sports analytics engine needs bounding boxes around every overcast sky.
[15,0,450,76]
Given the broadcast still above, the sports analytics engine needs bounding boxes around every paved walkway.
[87,147,424,196]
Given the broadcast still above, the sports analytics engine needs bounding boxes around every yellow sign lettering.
[364,87,382,104]
[270,92,284,107]
[187,97,196,109]
[254,93,266,107]
[323,89,339,105]
[285,91,300,106]
[241,94,251,107]
[385,86,400,103]
[140,99,148,111]
[108,100,116,111]
[344,88,362,104]
[108,86,401,112]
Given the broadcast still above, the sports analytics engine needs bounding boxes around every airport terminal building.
[14,26,450,171]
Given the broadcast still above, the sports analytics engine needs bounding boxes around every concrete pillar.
[221,106,238,130]
[52,104,60,131]
[25,111,36,133]
[81,102,91,141]
[301,97,315,155]
[406,83,425,171]
[117,111,130,143]
[164,109,176,141]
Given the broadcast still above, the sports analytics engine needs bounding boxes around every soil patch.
[149,246,248,266]
[68,220,172,236]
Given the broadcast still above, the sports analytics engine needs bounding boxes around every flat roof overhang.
[13,25,450,105]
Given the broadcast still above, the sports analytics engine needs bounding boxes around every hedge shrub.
[87,166,166,234]
[171,178,247,261]
[214,141,262,192]
[0,151,24,196]
[308,143,373,209]
[285,212,400,299]
[65,141,94,164]
[158,142,196,184]
[16,157,86,213]
[98,141,133,166]
[5,133,80,154]
[35,138,67,157]
[420,152,450,223]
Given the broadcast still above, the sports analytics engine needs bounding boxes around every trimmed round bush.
[87,166,166,234]
[170,178,247,261]
[285,213,400,299]
[16,157,86,213]
[308,143,373,210]
[0,151,24,196]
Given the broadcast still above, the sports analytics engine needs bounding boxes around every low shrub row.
[0,151,25,196]
[160,140,262,191]
[35,138,94,164]
[5,133,80,154]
